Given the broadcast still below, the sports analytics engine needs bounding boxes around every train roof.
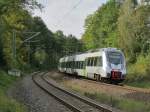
[61,48,121,57]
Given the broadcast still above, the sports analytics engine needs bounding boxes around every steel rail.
[56,72,150,94]
[42,74,121,112]
[32,72,83,112]
[32,72,120,112]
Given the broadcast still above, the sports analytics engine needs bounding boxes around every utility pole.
[28,41,31,64]
[23,32,41,65]
[9,30,41,76]
[11,30,41,69]
[12,30,16,68]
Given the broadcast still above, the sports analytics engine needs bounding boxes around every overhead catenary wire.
[55,0,83,27]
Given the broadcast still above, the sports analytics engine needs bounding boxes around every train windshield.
[107,52,123,65]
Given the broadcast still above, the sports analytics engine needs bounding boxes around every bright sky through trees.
[34,0,107,38]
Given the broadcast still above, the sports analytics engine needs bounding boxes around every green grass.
[68,81,150,112]
[0,70,27,112]
[84,92,150,112]
[126,81,150,88]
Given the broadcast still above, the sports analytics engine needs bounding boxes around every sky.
[34,0,107,39]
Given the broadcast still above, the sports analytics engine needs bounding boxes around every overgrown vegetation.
[82,0,150,87]
[0,0,84,111]
[69,84,150,112]
[0,70,26,112]
[84,92,150,112]
[0,0,83,71]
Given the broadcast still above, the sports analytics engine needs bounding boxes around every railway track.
[32,72,121,112]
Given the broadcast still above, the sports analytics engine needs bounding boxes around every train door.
[85,57,95,79]
[83,59,88,77]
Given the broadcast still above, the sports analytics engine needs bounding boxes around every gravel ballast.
[8,74,72,112]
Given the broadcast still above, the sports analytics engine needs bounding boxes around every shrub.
[126,54,150,82]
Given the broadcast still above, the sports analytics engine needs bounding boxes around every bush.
[126,54,150,82]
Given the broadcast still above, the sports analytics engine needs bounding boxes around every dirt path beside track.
[46,71,150,103]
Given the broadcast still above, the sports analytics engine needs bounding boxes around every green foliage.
[82,0,119,49]
[27,17,83,70]
[0,70,26,112]
[0,0,84,70]
[0,71,17,91]
[34,49,47,65]
[0,0,43,70]
[127,81,150,88]
[126,54,150,85]
[118,0,150,57]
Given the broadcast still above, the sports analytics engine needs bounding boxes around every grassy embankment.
[0,70,27,112]
[125,55,150,88]
[70,87,150,112]
[49,73,150,112]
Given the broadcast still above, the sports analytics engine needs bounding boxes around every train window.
[77,61,79,69]
[83,61,85,68]
[76,61,78,69]
[64,62,66,68]
[94,57,97,66]
[74,61,76,68]
[79,61,81,69]
[63,62,66,68]
[68,62,69,68]
[97,57,103,66]
[89,58,92,66]
[82,61,84,69]
[80,61,82,69]
[79,61,83,69]
[87,58,90,66]
[62,62,64,68]
[72,61,74,68]
[77,62,79,69]
[66,62,69,68]
[76,62,77,69]
[70,62,72,68]
[85,59,88,66]
[91,58,94,66]
[80,62,82,69]
[69,62,70,68]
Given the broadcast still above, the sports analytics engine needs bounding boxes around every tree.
[118,0,150,62]
[82,0,120,49]
[0,0,42,69]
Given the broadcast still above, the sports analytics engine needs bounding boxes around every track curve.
[32,72,122,112]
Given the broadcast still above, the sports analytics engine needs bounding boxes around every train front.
[105,50,126,82]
